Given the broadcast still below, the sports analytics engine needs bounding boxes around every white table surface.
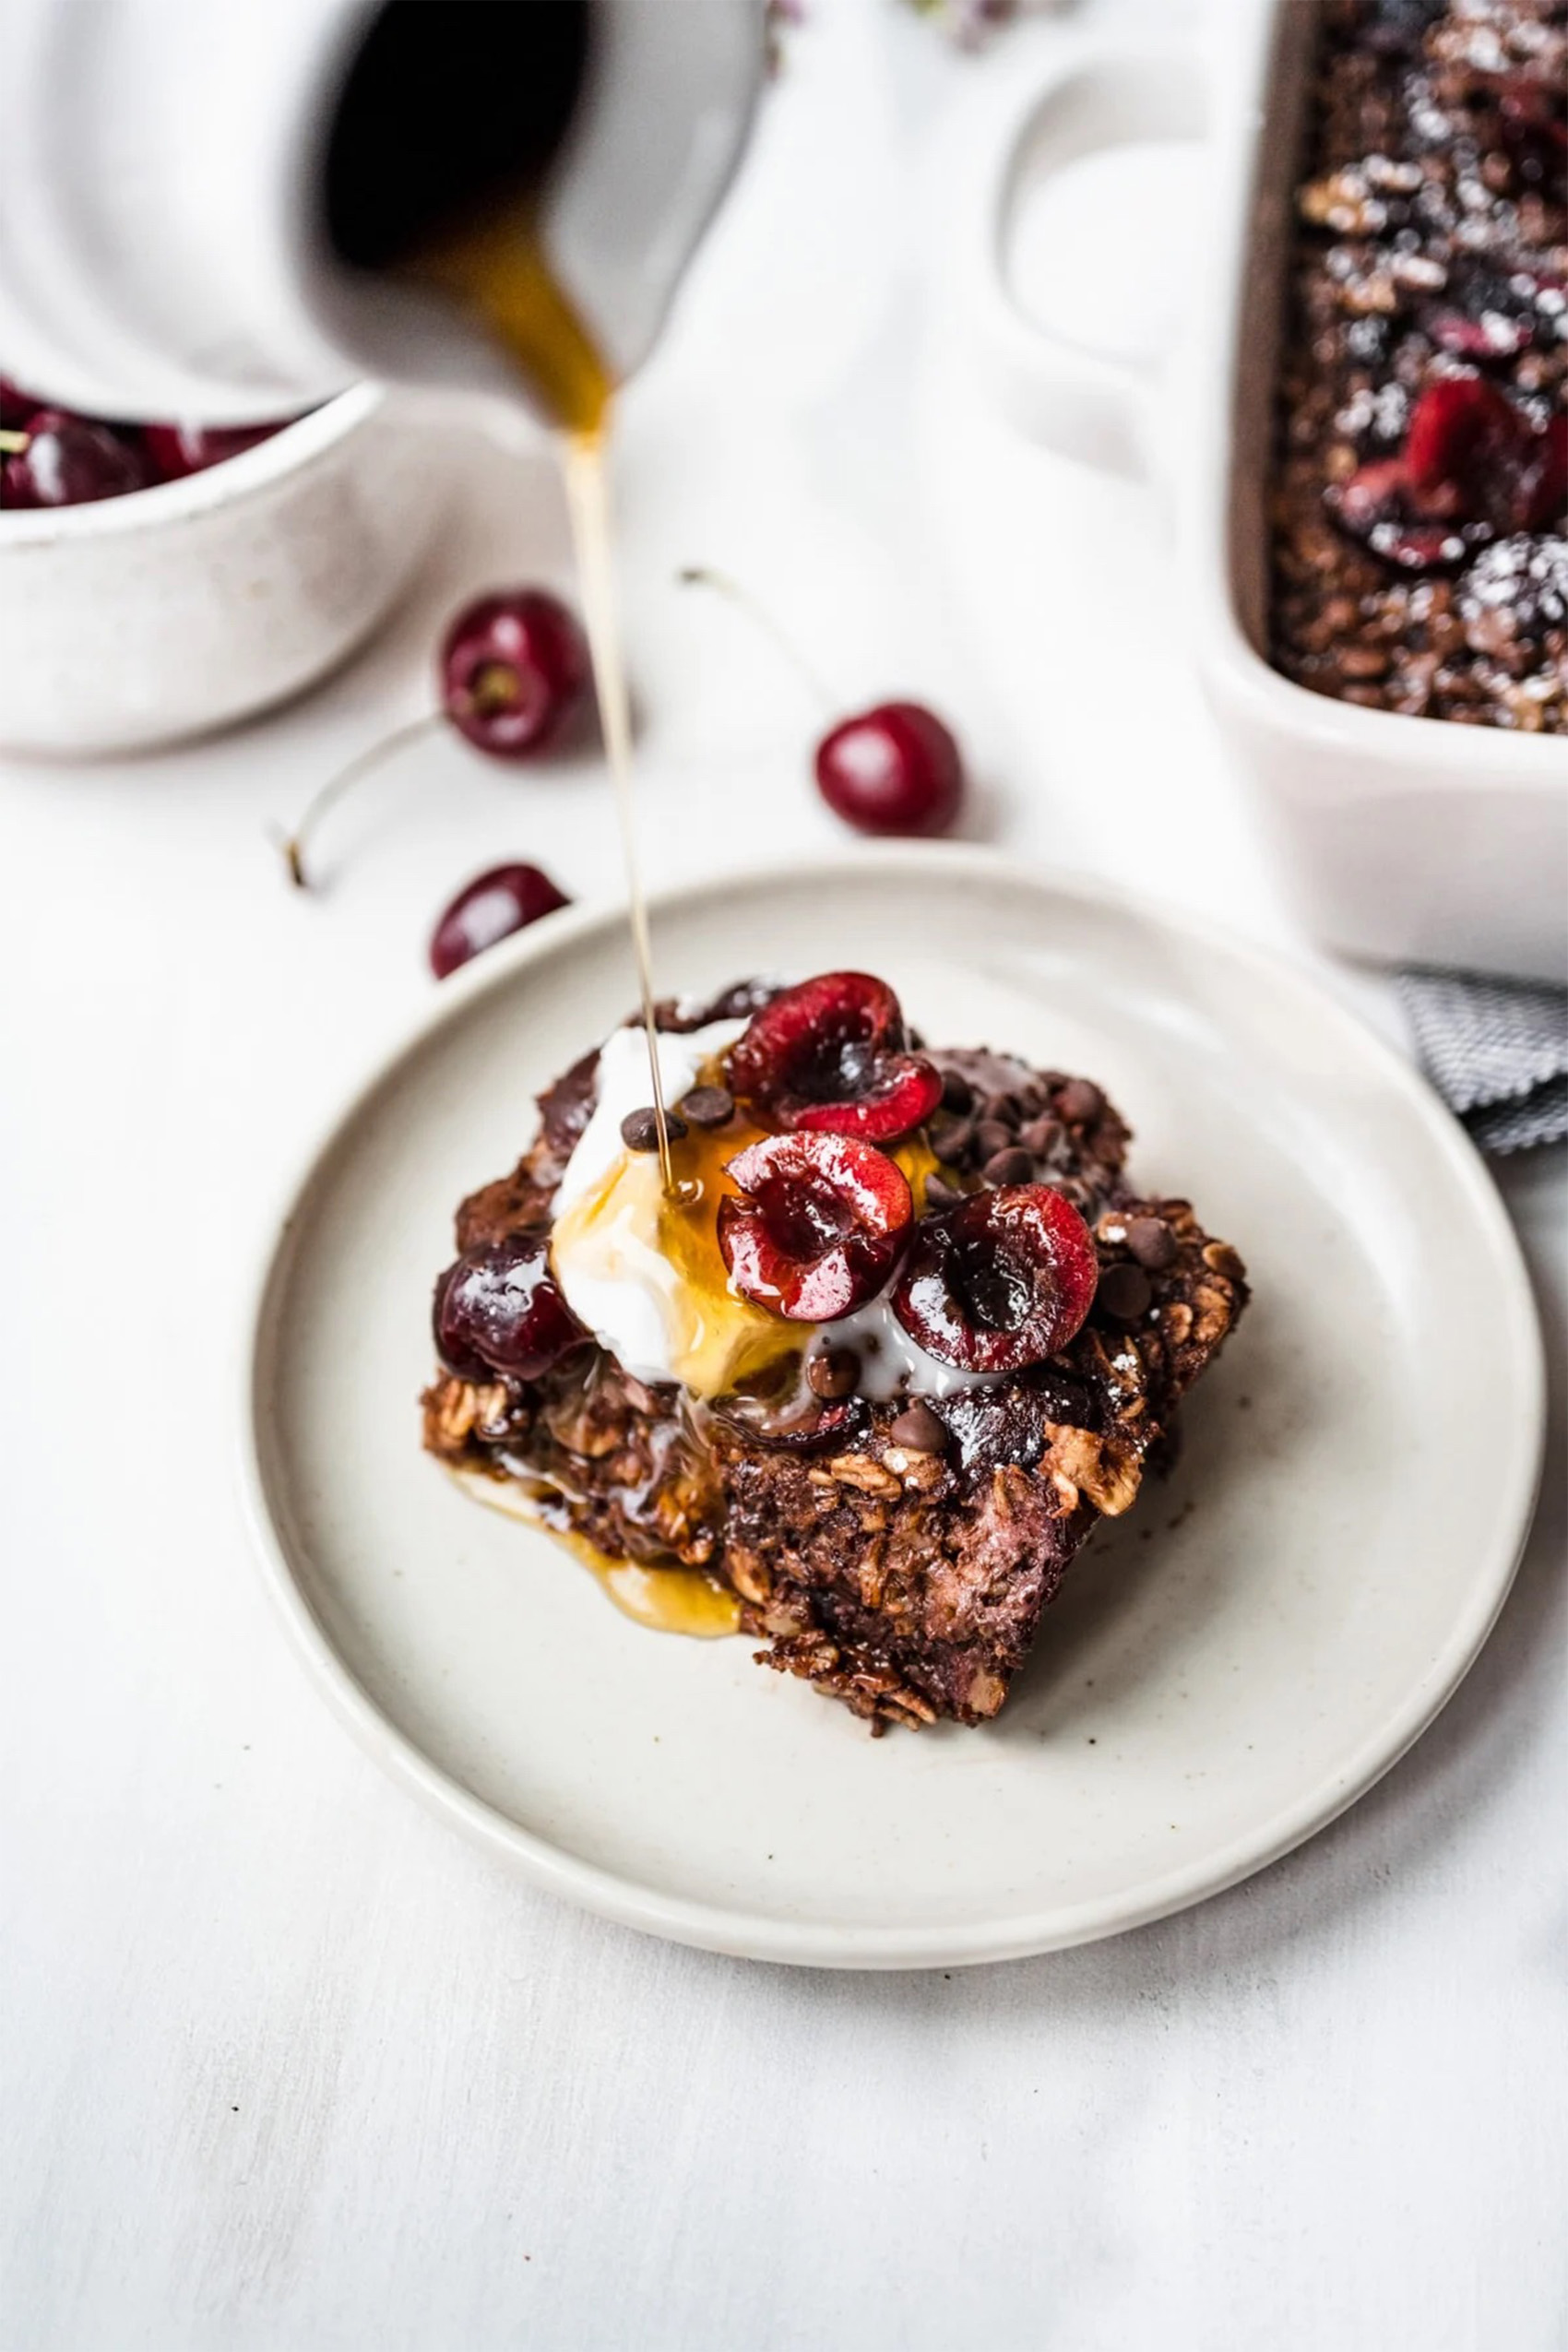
[3,4,1563,2346]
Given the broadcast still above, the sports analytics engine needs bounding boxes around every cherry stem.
[677,564,837,712]
[277,711,446,890]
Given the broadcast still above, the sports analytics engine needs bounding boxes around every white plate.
[241,847,1543,1968]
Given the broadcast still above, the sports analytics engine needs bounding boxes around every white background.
[3,3,1564,2346]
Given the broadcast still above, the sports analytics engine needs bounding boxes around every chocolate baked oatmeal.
[422,974,1248,1732]
[1271,0,1567,729]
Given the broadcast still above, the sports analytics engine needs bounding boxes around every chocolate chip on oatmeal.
[1097,1262,1153,1324]
[923,1176,963,1212]
[621,1107,688,1153]
[940,1069,973,1114]
[677,1084,735,1130]
[980,1090,1020,1127]
[1056,1078,1105,1126]
[1124,1216,1179,1272]
[931,1114,975,1163]
[888,1400,947,1453]
[982,1146,1036,1187]
[973,1119,1013,1158]
[807,1347,861,1401]
[1021,1114,1063,1156]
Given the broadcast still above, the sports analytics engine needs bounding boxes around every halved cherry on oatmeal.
[718,1131,913,1322]
[893,1184,1098,1373]
[434,1232,587,1381]
[725,972,943,1144]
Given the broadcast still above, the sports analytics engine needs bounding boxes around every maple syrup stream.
[413,211,677,1193]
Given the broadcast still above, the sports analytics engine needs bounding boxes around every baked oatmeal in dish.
[422,975,1248,1732]
[1272,0,1567,730]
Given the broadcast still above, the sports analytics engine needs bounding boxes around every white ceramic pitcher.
[0,0,764,422]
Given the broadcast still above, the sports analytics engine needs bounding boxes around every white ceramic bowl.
[970,10,1568,983]
[0,384,446,755]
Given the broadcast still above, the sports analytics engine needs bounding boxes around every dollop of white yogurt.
[809,1293,1004,1401]
[550,1018,749,1389]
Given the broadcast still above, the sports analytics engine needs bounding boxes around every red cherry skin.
[430,862,571,980]
[0,377,40,431]
[719,1131,913,1322]
[434,1233,586,1380]
[814,702,964,837]
[141,419,291,481]
[440,589,589,759]
[893,1185,1099,1374]
[1401,376,1538,529]
[726,970,943,1144]
[2,411,149,507]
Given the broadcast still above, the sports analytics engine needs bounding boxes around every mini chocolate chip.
[923,1175,962,1211]
[807,1347,861,1400]
[980,1091,1020,1127]
[888,1400,947,1453]
[982,1146,1036,1187]
[940,1070,973,1114]
[974,1118,1013,1158]
[1124,1216,1178,1271]
[1021,1114,1063,1156]
[678,1084,734,1130]
[932,1116,975,1163]
[620,1107,688,1153]
[1056,1077,1105,1126]
[1097,1262,1152,1323]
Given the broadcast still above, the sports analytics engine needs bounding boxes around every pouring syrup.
[323,0,677,1188]
[410,209,679,1193]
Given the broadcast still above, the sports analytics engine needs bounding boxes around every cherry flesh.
[2,410,148,507]
[441,589,589,759]
[719,1131,913,1322]
[814,701,965,837]
[434,1232,586,1381]
[1334,378,1563,568]
[430,862,572,979]
[726,972,943,1145]
[893,1184,1099,1374]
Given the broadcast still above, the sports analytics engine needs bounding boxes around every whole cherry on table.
[276,571,970,981]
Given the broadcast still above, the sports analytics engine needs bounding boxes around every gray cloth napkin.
[1396,967,1568,1154]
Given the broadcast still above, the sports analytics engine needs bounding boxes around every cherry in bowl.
[2,411,149,508]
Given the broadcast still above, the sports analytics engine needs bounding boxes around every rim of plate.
[236,843,1545,1968]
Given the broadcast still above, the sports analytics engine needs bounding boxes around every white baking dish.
[970,6,1567,983]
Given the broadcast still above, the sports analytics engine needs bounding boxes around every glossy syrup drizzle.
[413,207,676,1192]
